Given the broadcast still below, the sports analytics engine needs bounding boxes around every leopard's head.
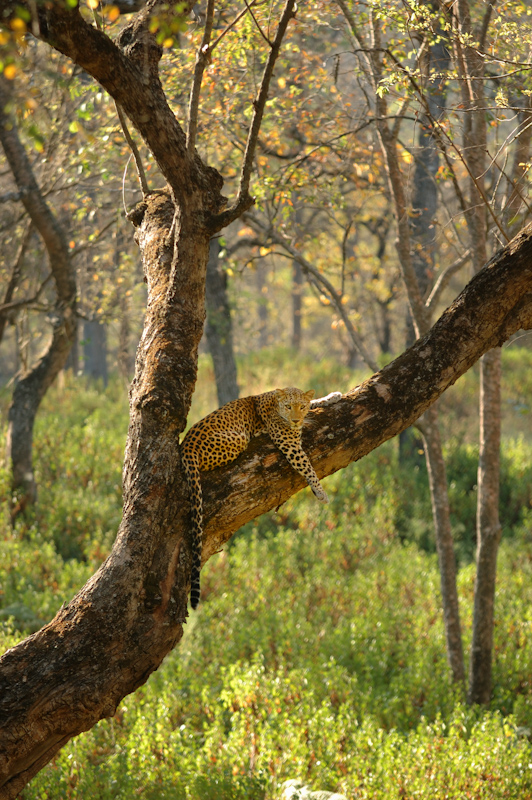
[275,388,315,429]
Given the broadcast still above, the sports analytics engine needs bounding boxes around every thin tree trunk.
[292,260,303,350]
[0,77,77,515]
[341,4,465,681]
[7,323,74,513]
[256,262,269,348]
[455,0,502,704]
[0,222,32,345]
[83,319,108,386]
[468,347,502,703]
[421,404,465,680]
[205,237,239,405]
[408,26,465,682]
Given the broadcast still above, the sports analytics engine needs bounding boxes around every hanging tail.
[181,452,203,609]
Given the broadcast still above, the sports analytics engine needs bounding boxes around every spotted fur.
[181,387,341,609]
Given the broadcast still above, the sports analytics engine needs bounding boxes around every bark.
[420,404,464,681]
[408,26,465,683]
[205,237,239,406]
[341,5,464,681]
[0,78,77,514]
[468,347,502,704]
[118,291,133,382]
[455,0,502,704]
[0,222,32,345]
[292,260,303,350]
[83,319,108,386]
[1,219,532,798]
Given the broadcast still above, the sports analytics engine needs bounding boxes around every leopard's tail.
[181,451,203,610]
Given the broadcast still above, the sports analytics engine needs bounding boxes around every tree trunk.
[421,403,465,681]
[205,237,239,405]
[292,259,303,350]
[6,323,75,513]
[468,347,502,704]
[0,76,77,515]
[83,319,108,386]
[0,222,32,346]
[256,262,269,348]
[455,0,502,704]
[351,8,464,681]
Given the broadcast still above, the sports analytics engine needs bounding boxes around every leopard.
[181,387,342,609]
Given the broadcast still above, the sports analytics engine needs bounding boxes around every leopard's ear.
[304,390,315,401]
[276,388,287,399]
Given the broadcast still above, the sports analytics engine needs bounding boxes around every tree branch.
[115,101,149,195]
[425,249,471,311]
[186,0,215,155]
[210,0,297,230]
[246,212,379,372]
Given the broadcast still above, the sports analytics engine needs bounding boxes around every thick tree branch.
[199,223,532,562]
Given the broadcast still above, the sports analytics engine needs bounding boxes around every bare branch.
[426,249,471,311]
[0,221,32,344]
[243,0,271,46]
[209,0,259,52]
[115,102,149,195]
[246,212,380,372]
[186,0,215,155]
[210,0,297,231]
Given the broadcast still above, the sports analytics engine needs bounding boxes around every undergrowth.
[0,347,530,798]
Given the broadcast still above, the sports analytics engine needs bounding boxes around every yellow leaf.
[0,31,10,45]
[105,5,120,21]
[163,37,174,48]
[277,77,286,89]
[259,247,271,256]
[87,0,99,9]
[401,149,413,164]
[93,273,100,280]
[10,17,26,33]
[4,64,16,80]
